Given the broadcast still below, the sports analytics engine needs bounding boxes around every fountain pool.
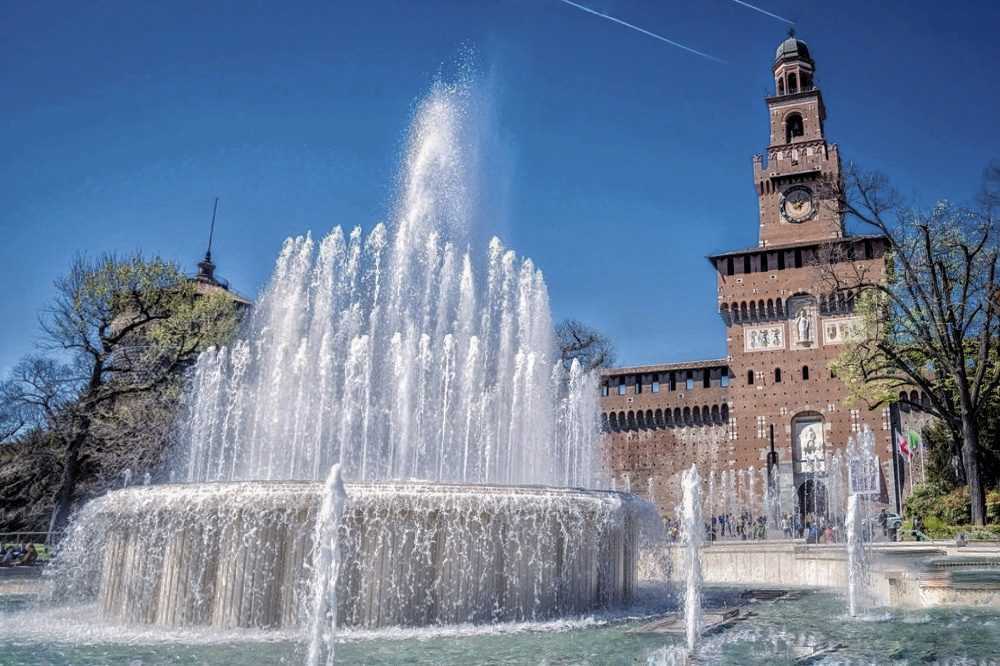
[4,588,1000,664]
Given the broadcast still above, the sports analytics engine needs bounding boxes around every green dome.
[775,37,812,64]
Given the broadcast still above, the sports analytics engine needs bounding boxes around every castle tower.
[753,33,843,247]
[598,35,893,521]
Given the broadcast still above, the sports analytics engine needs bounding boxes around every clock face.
[780,186,815,223]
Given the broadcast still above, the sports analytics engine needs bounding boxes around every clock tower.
[753,33,844,247]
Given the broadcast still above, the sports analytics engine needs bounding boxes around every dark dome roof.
[775,37,812,64]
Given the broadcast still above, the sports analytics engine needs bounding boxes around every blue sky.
[2,0,998,373]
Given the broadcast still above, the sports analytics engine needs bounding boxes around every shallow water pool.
[1,589,998,665]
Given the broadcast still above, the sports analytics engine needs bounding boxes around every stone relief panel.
[822,315,863,346]
[792,416,825,475]
[787,294,817,350]
[743,324,786,352]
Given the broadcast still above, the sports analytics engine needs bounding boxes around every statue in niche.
[796,307,812,343]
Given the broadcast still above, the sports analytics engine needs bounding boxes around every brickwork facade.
[598,36,924,517]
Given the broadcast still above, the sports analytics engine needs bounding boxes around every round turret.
[775,36,813,65]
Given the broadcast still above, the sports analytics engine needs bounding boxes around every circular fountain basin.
[54,481,640,630]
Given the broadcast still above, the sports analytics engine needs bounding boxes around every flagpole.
[920,434,927,484]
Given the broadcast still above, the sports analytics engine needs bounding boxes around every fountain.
[845,493,864,617]
[306,464,346,666]
[844,426,878,617]
[48,78,640,633]
[680,465,703,652]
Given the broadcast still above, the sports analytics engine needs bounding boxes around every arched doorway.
[797,479,828,519]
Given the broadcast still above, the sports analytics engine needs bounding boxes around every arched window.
[767,299,775,319]
[609,412,618,431]
[654,408,664,427]
[785,112,804,143]
[627,410,636,430]
[721,403,729,421]
[801,365,810,380]
[636,411,645,429]
[702,406,711,425]
[777,77,785,95]
[788,72,798,93]
[600,413,609,432]
[618,412,626,430]
[646,409,654,427]
[909,390,920,409]
[747,369,755,385]
[683,407,692,425]
[774,367,782,383]
[673,408,682,425]
[711,405,720,423]
[693,406,701,424]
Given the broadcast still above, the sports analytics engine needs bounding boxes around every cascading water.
[180,81,597,489]
[49,75,641,637]
[680,465,703,652]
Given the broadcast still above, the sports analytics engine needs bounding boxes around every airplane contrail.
[727,0,794,25]
[555,0,725,64]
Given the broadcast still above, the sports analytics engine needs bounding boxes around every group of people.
[779,512,837,543]
[663,513,773,543]
[710,512,769,541]
[0,543,39,567]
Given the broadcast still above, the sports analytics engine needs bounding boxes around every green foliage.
[987,488,1000,523]
[904,482,950,520]
[905,482,972,525]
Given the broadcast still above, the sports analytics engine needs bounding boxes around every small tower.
[195,197,223,287]
[753,32,844,247]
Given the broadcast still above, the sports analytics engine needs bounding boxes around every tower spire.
[196,197,220,284]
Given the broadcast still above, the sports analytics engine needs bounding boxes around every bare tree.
[0,387,28,443]
[824,164,1000,525]
[555,319,616,371]
[4,253,238,537]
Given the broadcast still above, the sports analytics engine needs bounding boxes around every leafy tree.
[555,319,616,371]
[827,164,1000,525]
[3,254,238,537]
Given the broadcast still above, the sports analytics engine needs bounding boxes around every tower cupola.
[773,31,815,97]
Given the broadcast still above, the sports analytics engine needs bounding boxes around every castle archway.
[797,479,828,519]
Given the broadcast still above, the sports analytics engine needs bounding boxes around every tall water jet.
[844,426,878,617]
[307,464,347,666]
[680,465,703,652]
[845,493,864,617]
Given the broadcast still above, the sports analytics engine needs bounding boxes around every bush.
[904,483,972,525]
[940,486,972,525]
[904,482,949,520]
[987,488,1000,524]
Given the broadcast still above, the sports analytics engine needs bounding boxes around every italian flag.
[896,430,913,460]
